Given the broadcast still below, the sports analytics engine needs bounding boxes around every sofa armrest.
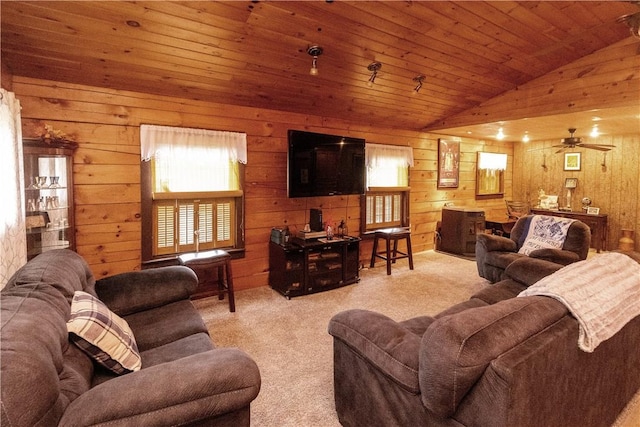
[476,233,517,253]
[95,266,198,316]
[59,348,261,427]
[504,257,565,287]
[328,309,430,393]
[528,248,580,266]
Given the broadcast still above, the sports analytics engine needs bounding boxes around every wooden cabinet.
[439,207,485,257]
[269,238,360,299]
[23,138,77,260]
[531,209,608,253]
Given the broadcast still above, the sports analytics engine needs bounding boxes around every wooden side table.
[485,217,517,238]
[370,228,414,275]
[178,249,235,312]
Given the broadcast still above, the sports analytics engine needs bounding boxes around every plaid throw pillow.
[67,291,142,374]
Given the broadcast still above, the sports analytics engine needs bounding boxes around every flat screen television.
[288,130,366,198]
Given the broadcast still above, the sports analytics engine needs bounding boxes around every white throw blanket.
[518,215,575,255]
[519,252,640,352]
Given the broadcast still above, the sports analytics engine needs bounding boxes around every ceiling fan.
[553,128,616,153]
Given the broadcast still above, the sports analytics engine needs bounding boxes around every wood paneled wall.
[430,38,640,130]
[513,135,640,252]
[13,76,512,290]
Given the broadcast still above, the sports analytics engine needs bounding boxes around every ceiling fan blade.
[552,144,570,153]
[579,144,614,151]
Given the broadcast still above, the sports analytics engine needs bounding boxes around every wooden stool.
[370,228,414,275]
[178,249,235,312]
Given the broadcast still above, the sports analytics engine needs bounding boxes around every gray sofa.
[1,249,261,427]
[476,214,591,283]
[328,253,640,427]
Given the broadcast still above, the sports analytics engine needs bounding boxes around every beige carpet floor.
[192,250,640,427]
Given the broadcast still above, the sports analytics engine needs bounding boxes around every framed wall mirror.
[476,152,507,199]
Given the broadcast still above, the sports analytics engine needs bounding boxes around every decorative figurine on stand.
[326,224,334,240]
[537,188,547,208]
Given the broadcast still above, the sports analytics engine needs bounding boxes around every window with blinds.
[153,198,235,256]
[141,125,246,261]
[362,143,412,232]
[365,191,404,230]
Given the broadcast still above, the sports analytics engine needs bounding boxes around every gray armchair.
[476,214,591,283]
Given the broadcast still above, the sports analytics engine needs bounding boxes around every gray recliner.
[476,214,591,283]
[328,252,640,427]
[1,249,261,427]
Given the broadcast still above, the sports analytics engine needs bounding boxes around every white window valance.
[366,143,413,188]
[140,124,247,164]
[478,152,507,170]
[365,143,414,168]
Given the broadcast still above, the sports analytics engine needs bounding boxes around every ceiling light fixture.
[522,132,530,143]
[412,75,425,95]
[307,45,323,76]
[590,124,600,138]
[366,62,382,87]
[496,128,505,140]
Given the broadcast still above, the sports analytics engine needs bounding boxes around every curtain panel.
[140,125,248,193]
[365,143,414,188]
[0,89,26,287]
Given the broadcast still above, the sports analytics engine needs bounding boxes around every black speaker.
[310,208,323,231]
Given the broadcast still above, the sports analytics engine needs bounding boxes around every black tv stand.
[268,237,360,299]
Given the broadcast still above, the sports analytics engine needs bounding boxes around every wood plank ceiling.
[2,1,639,141]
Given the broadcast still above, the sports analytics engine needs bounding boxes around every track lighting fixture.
[412,75,425,95]
[618,11,640,39]
[366,62,382,87]
[307,45,323,76]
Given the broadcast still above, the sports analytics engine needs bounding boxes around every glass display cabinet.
[23,138,78,260]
